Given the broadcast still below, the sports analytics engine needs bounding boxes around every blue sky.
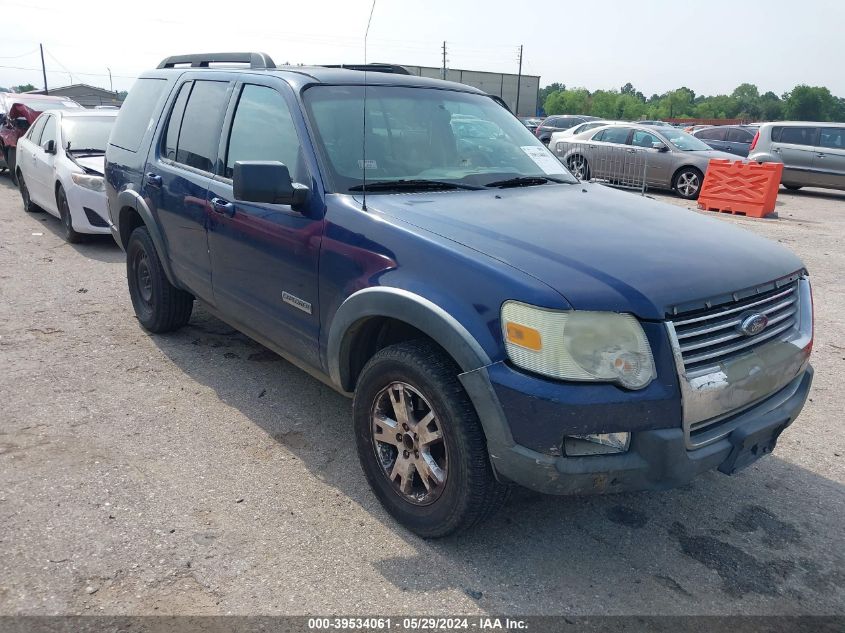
[0,0,840,97]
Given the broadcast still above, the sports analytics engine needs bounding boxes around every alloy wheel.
[371,381,448,505]
[677,171,700,197]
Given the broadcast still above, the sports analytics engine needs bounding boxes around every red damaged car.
[0,93,83,179]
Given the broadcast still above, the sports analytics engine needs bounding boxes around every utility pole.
[515,44,523,116]
[441,41,447,80]
[107,67,113,92]
[39,44,48,94]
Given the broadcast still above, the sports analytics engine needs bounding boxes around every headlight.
[501,301,656,389]
[71,173,105,192]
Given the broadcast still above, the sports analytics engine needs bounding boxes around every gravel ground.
[0,177,843,616]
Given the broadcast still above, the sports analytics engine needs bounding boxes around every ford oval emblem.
[739,313,769,337]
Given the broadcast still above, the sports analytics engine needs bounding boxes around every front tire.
[353,340,508,538]
[126,226,193,333]
[57,186,84,243]
[673,166,704,200]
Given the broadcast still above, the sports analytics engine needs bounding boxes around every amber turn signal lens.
[505,322,542,351]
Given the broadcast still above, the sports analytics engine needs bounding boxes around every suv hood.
[367,183,804,319]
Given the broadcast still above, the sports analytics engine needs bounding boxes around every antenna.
[362,0,377,212]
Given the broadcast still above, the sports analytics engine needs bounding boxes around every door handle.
[816,153,826,158]
[210,197,235,216]
[145,172,162,187]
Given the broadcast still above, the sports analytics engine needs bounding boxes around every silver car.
[748,122,845,192]
[552,123,739,199]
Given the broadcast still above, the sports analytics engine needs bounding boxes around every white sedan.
[15,109,117,242]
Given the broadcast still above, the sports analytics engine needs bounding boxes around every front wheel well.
[344,317,452,392]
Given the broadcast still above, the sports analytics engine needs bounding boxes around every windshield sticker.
[357,159,378,170]
[520,146,567,175]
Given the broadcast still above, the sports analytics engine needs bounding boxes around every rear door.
[771,125,821,186]
[143,77,233,303]
[725,127,755,156]
[16,114,47,199]
[30,114,59,212]
[815,127,845,190]
[589,126,632,180]
[206,78,324,368]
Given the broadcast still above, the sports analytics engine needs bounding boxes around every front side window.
[27,115,48,145]
[631,129,661,148]
[225,84,302,180]
[172,80,229,172]
[40,115,57,148]
[303,85,575,192]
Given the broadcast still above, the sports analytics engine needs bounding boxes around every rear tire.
[353,340,508,538]
[673,166,704,200]
[57,186,84,243]
[126,225,193,333]
[566,154,591,180]
[17,171,37,213]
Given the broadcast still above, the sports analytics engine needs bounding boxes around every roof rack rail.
[321,63,411,75]
[157,52,276,70]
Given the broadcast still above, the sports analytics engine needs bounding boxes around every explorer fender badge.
[282,291,312,314]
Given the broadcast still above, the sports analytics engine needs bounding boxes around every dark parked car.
[103,52,813,538]
[519,117,543,133]
[534,115,599,144]
[693,125,759,157]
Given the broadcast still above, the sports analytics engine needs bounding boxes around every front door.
[142,78,232,304]
[629,128,672,187]
[207,80,324,368]
[30,114,58,211]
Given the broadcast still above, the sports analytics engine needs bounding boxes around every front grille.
[84,207,109,228]
[670,280,800,372]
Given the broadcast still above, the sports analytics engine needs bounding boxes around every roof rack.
[157,52,276,70]
[321,63,411,75]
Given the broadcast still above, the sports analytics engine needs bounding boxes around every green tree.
[731,83,760,120]
[538,82,565,110]
[13,83,36,93]
[784,85,838,120]
[758,91,784,121]
[544,88,590,115]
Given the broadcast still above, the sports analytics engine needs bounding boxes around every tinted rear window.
[771,126,818,146]
[109,78,167,152]
[727,128,754,143]
[173,80,229,172]
[696,127,726,141]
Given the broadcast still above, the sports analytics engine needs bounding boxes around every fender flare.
[116,189,177,286]
[326,287,492,392]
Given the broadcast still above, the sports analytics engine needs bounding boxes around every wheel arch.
[327,287,492,393]
[116,189,178,286]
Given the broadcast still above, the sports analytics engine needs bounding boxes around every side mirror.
[14,116,29,131]
[43,140,56,154]
[652,142,669,152]
[233,161,310,208]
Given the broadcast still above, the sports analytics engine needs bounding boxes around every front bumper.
[460,364,812,496]
[65,181,111,235]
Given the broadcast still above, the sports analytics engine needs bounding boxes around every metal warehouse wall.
[401,65,540,117]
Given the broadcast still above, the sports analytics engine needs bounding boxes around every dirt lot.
[0,177,843,616]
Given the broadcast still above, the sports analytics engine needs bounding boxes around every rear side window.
[109,78,167,151]
[697,127,726,141]
[225,84,302,180]
[727,128,754,143]
[172,80,229,172]
[594,127,630,144]
[162,82,191,161]
[819,128,845,149]
[771,126,818,146]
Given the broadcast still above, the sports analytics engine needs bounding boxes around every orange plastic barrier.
[697,160,784,218]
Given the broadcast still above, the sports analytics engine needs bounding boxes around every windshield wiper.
[348,179,481,192]
[483,176,561,188]
[66,147,105,154]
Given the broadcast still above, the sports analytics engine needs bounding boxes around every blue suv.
[105,53,814,537]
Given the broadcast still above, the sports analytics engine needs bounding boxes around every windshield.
[61,116,116,152]
[303,85,576,192]
[659,128,714,151]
